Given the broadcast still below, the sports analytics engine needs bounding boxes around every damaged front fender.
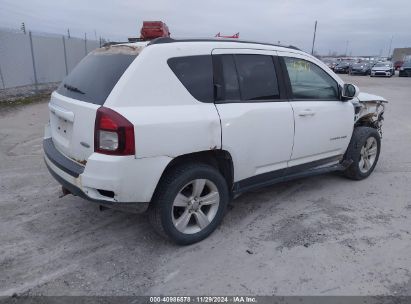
[352,92,387,136]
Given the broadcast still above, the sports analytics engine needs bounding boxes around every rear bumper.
[44,155,93,202]
[43,137,84,178]
[43,136,172,209]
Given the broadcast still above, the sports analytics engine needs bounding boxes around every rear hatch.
[48,44,142,163]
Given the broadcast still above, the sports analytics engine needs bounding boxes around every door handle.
[298,109,315,117]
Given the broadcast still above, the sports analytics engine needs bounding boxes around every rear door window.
[57,46,140,105]
[168,55,214,103]
[213,55,241,101]
[234,54,280,101]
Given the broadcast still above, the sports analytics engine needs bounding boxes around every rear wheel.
[343,127,381,180]
[149,163,229,245]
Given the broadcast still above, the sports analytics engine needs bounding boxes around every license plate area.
[50,111,73,150]
[55,116,72,137]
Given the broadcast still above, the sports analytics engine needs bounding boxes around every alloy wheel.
[171,179,220,234]
[359,137,378,173]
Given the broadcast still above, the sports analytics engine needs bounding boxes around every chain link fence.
[0,28,101,90]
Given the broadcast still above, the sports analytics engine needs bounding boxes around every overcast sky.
[1,0,410,55]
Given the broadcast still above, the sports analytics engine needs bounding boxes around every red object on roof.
[140,21,170,40]
[215,32,239,39]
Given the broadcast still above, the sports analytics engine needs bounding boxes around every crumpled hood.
[356,92,388,103]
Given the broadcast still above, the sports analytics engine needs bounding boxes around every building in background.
[392,47,411,62]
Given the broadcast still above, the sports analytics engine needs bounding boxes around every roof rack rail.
[128,37,146,43]
[147,37,301,51]
[101,38,149,48]
[102,41,129,47]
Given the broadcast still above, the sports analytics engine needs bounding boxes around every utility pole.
[84,33,87,55]
[345,40,349,56]
[28,31,38,92]
[0,62,5,89]
[311,20,317,55]
[387,35,393,58]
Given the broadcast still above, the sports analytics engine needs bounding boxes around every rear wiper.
[64,83,85,95]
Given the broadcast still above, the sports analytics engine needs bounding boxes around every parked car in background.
[350,62,371,75]
[334,61,351,74]
[371,62,395,77]
[394,61,404,70]
[399,60,411,77]
[322,59,338,71]
[368,60,377,68]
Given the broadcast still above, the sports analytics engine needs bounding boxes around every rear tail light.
[94,107,135,155]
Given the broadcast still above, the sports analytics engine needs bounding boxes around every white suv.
[44,38,387,244]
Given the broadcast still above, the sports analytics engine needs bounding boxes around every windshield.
[374,63,391,67]
[57,45,141,105]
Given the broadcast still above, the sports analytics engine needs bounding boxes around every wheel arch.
[153,149,234,201]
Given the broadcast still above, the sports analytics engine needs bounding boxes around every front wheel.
[149,163,229,245]
[343,127,381,180]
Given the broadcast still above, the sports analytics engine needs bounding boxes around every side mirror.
[341,83,359,100]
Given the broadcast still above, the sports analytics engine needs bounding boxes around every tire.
[149,163,229,245]
[343,127,381,180]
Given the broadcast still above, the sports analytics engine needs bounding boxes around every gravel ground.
[0,74,411,296]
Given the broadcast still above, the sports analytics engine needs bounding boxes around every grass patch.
[0,93,51,108]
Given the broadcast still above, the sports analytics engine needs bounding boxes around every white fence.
[0,28,100,89]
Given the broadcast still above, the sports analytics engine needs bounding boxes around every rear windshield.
[57,45,141,105]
